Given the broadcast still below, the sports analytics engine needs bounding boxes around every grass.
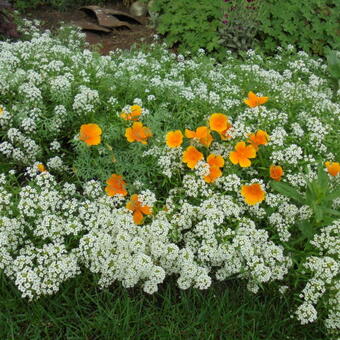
[0,273,326,340]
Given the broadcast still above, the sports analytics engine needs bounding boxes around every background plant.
[257,0,340,56]
[149,0,222,53]
[150,0,340,59]
[326,50,340,96]
[219,0,263,56]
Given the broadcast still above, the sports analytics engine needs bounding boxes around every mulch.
[24,1,156,55]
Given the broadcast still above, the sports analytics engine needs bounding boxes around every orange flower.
[37,163,47,172]
[105,174,128,197]
[241,183,266,205]
[325,161,340,177]
[120,105,143,121]
[207,154,224,168]
[248,130,269,150]
[209,113,229,132]
[0,107,3,116]
[182,146,204,169]
[244,91,269,108]
[126,194,152,224]
[270,165,283,181]
[185,126,213,147]
[166,130,183,148]
[79,123,102,146]
[229,141,256,167]
[125,122,152,144]
[204,154,224,183]
[218,121,233,141]
[204,166,222,183]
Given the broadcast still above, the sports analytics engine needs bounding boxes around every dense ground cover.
[0,21,339,338]
[152,0,339,58]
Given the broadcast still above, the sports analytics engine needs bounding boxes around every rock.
[129,1,147,17]
[148,0,156,15]
[73,21,112,33]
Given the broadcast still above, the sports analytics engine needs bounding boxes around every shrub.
[219,0,263,54]
[152,0,339,58]
[258,0,340,56]
[150,0,221,53]
[0,23,339,335]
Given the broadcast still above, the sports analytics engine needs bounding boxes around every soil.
[24,1,156,55]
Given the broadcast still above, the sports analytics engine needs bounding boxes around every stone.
[129,1,147,17]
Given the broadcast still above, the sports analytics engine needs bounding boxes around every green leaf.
[317,162,329,190]
[297,220,314,239]
[270,181,305,203]
[327,188,340,201]
[324,208,340,217]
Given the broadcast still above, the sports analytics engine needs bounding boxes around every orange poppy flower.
[0,107,3,116]
[244,91,269,108]
[120,105,143,121]
[218,121,233,141]
[325,161,340,177]
[182,146,204,169]
[126,194,152,224]
[105,174,128,197]
[241,183,266,205]
[185,126,213,147]
[125,122,152,144]
[166,130,183,148]
[204,154,225,183]
[204,166,222,183]
[37,163,47,172]
[270,165,283,181]
[229,141,256,167]
[207,154,224,168]
[248,130,269,150]
[209,113,230,132]
[79,123,102,146]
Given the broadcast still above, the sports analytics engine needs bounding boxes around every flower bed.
[0,23,339,333]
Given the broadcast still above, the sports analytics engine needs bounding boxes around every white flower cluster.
[296,221,340,329]
[0,172,291,300]
[144,146,184,178]
[0,127,40,164]
[72,86,99,115]
[0,24,339,334]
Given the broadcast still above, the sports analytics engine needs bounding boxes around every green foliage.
[150,0,222,53]
[271,163,340,241]
[258,0,340,56]
[326,50,340,94]
[152,0,339,58]
[219,0,263,55]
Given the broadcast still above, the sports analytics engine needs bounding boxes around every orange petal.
[133,210,144,224]
[185,129,196,138]
[258,96,269,105]
[207,154,224,168]
[196,126,209,139]
[85,136,101,146]
[239,157,251,168]
[245,145,257,158]
[241,183,266,205]
[125,127,134,142]
[140,205,152,215]
[229,151,239,165]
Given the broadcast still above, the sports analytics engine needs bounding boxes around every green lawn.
[1,273,326,339]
